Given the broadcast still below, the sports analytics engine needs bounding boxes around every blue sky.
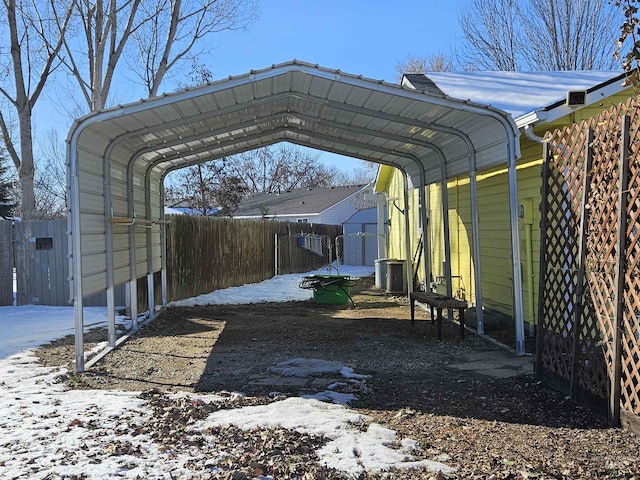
[173,0,466,173]
[203,1,464,83]
[38,1,465,175]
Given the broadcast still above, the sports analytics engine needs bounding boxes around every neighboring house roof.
[166,199,221,216]
[402,71,628,127]
[233,184,368,218]
[164,206,185,215]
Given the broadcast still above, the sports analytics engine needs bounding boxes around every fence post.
[569,129,594,399]
[535,142,552,380]
[274,233,279,276]
[611,115,631,426]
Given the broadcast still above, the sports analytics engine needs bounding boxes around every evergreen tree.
[0,153,16,219]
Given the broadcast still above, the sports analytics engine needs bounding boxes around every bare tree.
[0,0,73,220]
[394,53,454,81]
[129,0,258,96]
[33,129,67,219]
[213,174,247,216]
[331,162,377,187]
[57,0,257,112]
[57,0,148,111]
[458,0,522,70]
[222,144,335,194]
[165,144,338,215]
[166,161,224,215]
[457,0,620,71]
[524,0,621,69]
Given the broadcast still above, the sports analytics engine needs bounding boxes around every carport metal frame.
[67,61,525,372]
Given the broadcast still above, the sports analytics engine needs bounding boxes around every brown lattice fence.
[536,98,640,430]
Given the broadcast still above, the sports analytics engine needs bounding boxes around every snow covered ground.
[0,266,456,478]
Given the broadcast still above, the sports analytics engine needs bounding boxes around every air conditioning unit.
[566,90,587,107]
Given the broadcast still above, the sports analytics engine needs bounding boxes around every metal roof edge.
[68,60,519,144]
[515,72,630,128]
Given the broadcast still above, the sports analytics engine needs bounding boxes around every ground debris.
[34,280,640,479]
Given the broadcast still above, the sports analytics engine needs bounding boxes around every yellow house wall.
[386,172,421,267]
[380,90,632,325]
[420,154,543,323]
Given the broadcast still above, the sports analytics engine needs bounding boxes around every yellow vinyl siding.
[384,170,423,279]
[424,160,543,321]
[377,87,633,326]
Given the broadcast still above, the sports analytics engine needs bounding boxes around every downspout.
[524,124,544,143]
[524,124,544,335]
[525,216,535,336]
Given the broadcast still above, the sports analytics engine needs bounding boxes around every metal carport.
[67,60,524,372]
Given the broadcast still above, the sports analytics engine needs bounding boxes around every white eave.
[515,72,628,129]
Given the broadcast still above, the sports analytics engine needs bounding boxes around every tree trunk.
[18,109,35,220]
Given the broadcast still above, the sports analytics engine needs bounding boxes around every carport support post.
[508,151,524,355]
[145,184,155,320]
[104,156,116,348]
[128,225,138,330]
[160,195,168,308]
[417,182,431,291]
[441,158,453,296]
[403,175,413,293]
[69,143,85,373]
[469,155,484,334]
[508,139,525,355]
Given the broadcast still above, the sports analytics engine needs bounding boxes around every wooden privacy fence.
[2,217,341,308]
[140,216,342,306]
[537,98,640,429]
[0,220,124,307]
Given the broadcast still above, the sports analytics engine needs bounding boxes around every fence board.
[0,220,13,305]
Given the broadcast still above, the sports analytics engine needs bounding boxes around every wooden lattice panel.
[620,103,640,415]
[538,126,585,381]
[538,99,640,420]
[580,110,622,400]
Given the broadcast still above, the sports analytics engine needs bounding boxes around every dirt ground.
[36,276,640,479]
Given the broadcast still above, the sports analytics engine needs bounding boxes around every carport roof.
[68,60,520,189]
